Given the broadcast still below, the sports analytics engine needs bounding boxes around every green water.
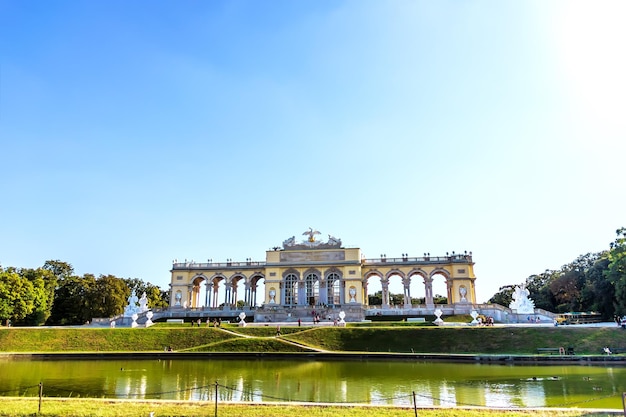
[0,358,624,409]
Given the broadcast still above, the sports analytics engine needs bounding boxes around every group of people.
[478,316,495,326]
[190,318,222,327]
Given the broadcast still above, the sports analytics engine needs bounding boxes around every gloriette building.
[169,229,477,322]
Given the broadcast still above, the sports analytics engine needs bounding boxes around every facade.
[169,230,477,320]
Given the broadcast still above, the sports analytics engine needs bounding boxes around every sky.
[1,0,625,303]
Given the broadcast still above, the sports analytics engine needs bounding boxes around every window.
[305,273,319,305]
[327,273,341,306]
[284,274,298,306]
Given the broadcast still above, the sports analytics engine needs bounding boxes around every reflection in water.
[0,358,625,409]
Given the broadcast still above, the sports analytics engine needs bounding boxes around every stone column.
[403,278,411,307]
[224,282,232,309]
[362,280,368,306]
[424,277,434,307]
[204,281,213,308]
[232,282,238,308]
[250,281,256,307]
[319,279,328,305]
[298,281,306,305]
[212,283,219,308]
[279,281,285,306]
[382,280,390,308]
[244,282,251,307]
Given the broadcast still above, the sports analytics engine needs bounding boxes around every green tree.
[580,255,613,319]
[368,291,382,305]
[433,294,448,304]
[549,270,584,312]
[123,278,169,309]
[42,260,74,280]
[607,228,626,315]
[525,271,558,311]
[89,275,129,318]
[0,270,35,324]
[488,284,515,306]
[48,274,96,325]
[19,268,57,325]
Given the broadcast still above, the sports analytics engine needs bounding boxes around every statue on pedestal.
[124,290,139,317]
[509,284,535,314]
[139,292,149,313]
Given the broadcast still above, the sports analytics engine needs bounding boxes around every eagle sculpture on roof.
[302,227,321,242]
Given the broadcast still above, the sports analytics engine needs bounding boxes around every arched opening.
[209,275,226,308]
[249,274,265,307]
[365,272,383,308]
[431,272,450,305]
[230,275,245,308]
[386,272,405,308]
[191,276,206,308]
[409,273,427,305]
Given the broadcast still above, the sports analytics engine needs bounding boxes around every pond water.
[1,358,624,409]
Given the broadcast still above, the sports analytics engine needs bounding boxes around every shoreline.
[2,350,625,364]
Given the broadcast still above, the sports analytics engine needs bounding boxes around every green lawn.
[0,398,617,417]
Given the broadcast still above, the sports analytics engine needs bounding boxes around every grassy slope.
[0,327,239,352]
[285,326,626,354]
[1,325,626,354]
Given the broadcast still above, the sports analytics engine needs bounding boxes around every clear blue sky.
[1,1,624,302]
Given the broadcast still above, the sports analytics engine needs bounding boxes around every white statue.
[338,311,346,327]
[349,287,357,303]
[283,236,296,247]
[509,284,535,314]
[145,311,154,327]
[124,290,139,317]
[433,308,444,325]
[138,292,149,312]
[269,289,276,304]
[470,310,479,325]
[459,286,468,302]
[328,235,342,246]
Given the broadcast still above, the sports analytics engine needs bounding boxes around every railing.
[173,261,266,269]
[363,254,473,264]
[172,254,473,269]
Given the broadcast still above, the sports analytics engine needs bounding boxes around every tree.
[88,275,129,318]
[580,255,613,319]
[0,270,35,324]
[42,260,74,280]
[368,291,382,306]
[488,285,515,306]
[525,271,558,311]
[122,278,169,309]
[433,294,448,304]
[549,270,584,312]
[607,228,626,315]
[48,275,96,325]
[19,268,57,325]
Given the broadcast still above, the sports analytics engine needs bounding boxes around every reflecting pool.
[1,358,624,409]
